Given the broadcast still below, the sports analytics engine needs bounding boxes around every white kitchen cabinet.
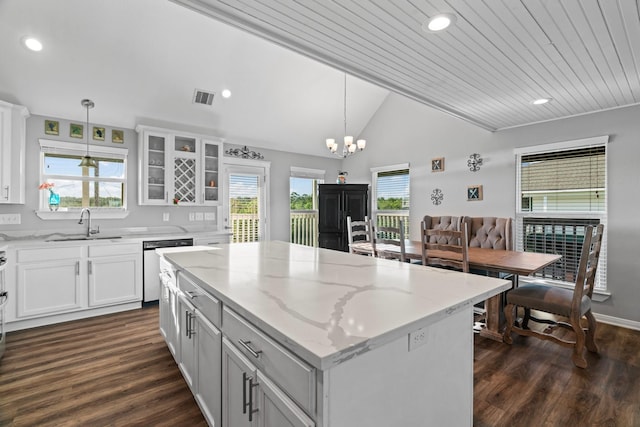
[221,337,313,427]
[159,265,179,360]
[0,100,29,204]
[11,241,141,325]
[195,310,222,427]
[137,125,223,206]
[17,259,84,318]
[222,336,257,427]
[178,294,197,390]
[88,243,141,307]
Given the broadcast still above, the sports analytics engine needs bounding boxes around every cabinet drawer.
[88,242,139,257]
[223,306,316,415]
[17,246,81,263]
[178,273,221,327]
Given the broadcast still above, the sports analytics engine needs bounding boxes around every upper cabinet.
[0,100,30,204]
[136,125,222,206]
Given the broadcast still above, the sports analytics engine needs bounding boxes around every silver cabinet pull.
[88,260,92,275]
[248,375,259,422]
[3,185,8,200]
[238,340,262,358]
[186,290,198,299]
[242,372,249,414]
[75,261,80,275]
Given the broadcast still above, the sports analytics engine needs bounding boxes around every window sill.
[35,209,130,220]
[519,277,611,302]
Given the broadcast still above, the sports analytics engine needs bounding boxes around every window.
[290,167,324,247]
[371,164,410,236]
[38,139,128,218]
[515,136,607,291]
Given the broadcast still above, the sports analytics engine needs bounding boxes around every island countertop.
[163,241,510,370]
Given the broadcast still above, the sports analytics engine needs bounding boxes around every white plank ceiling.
[175,0,640,130]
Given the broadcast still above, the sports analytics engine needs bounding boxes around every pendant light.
[78,99,97,168]
[325,73,366,158]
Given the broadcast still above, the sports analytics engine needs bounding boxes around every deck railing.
[290,211,318,247]
[375,212,410,237]
[231,213,260,243]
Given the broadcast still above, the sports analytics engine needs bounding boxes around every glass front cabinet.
[137,125,222,206]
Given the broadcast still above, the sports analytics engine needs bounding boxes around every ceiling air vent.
[193,89,215,105]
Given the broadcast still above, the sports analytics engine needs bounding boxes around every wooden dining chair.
[503,224,604,368]
[373,220,407,262]
[346,216,374,256]
[420,220,469,273]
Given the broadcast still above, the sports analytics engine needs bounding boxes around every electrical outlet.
[204,212,215,221]
[0,213,21,225]
[162,212,170,222]
[408,327,428,351]
[195,212,204,221]
[188,212,195,221]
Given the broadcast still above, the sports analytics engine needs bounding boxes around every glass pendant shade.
[79,155,98,168]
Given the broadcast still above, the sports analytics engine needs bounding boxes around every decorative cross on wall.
[431,188,444,205]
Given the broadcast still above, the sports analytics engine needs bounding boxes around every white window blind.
[515,137,607,290]
[371,164,410,235]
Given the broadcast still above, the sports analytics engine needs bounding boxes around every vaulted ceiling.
[2,1,639,157]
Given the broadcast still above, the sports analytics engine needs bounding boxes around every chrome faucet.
[78,208,99,237]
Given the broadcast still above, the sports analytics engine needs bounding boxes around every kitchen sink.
[46,236,123,242]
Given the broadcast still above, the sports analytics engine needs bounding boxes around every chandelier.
[325,73,366,158]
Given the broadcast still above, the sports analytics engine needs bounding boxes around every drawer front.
[89,242,139,257]
[222,306,316,415]
[18,246,81,263]
[178,273,221,327]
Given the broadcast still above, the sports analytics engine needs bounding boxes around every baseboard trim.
[594,313,640,331]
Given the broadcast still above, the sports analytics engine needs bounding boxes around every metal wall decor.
[467,153,483,172]
[431,188,444,205]
[225,145,264,160]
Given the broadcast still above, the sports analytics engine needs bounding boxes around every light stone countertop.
[163,240,511,370]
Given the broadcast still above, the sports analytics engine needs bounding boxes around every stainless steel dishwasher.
[142,238,193,303]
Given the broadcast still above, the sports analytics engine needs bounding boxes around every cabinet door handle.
[238,340,262,358]
[242,372,250,414]
[186,290,198,299]
[75,261,80,276]
[185,310,190,338]
[88,260,92,275]
[248,375,259,422]
[3,185,8,200]
[189,313,196,338]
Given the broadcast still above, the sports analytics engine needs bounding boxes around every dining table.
[353,240,562,341]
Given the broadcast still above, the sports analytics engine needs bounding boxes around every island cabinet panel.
[195,312,222,427]
[318,184,368,252]
[222,336,257,427]
[178,294,198,391]
[159,269,179,361]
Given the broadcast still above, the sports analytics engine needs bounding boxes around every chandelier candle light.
[326,73,366,158]
[78,99,97,168]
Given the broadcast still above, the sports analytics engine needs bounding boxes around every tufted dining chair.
[465,217,513,250]
[422,215,464,244]
[503,224,604,368]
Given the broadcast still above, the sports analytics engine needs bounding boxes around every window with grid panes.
[39,139,128,212]
[515,136,607,290]
[371,164,410,237]
[289,167,324,247]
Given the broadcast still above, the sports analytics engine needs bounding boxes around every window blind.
[516,141,607,290]
[371,165,410,236]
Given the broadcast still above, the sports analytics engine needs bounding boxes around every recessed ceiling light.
[532,98,552,105]
[22,37,43,52]
[221,89,232,98]
[423,13,457,32]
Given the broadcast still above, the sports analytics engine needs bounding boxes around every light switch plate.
[0,213,21,225]
[204,212,215,221]
[162,212,170,222]
[188,212,195,221]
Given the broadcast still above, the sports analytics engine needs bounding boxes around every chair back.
[420,220,469,273]
[347,216,374,256]
[573,224,604,308]
[422,215,463,245]
[373,220,407,262]
[466,217,513,250]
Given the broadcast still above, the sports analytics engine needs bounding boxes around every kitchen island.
[161,241,510,427]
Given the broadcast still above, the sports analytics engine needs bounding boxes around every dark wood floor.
[1,306,639,426]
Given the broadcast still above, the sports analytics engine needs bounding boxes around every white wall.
[346,92,640,323]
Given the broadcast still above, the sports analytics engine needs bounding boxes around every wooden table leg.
[479,294,504,341]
